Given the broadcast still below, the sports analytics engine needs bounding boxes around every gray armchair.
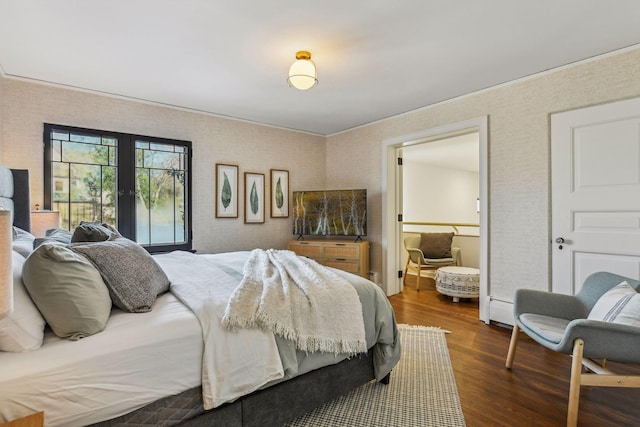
[402,233,460,291]
[506,271,640,427]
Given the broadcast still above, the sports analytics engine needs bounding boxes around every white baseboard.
[489,298,514,326]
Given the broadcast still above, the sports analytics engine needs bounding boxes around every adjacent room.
[1,2,640,426]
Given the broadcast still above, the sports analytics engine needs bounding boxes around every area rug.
[285,324,466,427]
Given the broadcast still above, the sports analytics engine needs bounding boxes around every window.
[44,124,192,253]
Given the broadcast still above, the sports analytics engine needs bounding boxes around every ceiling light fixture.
[287,51,318,90]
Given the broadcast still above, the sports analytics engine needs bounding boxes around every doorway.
[401,132,480,272]
[382,116,489,323]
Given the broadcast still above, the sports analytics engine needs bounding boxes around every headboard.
[0,165,31,232]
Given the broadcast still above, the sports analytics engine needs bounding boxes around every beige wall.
[326,48,640,301]
[2,48,640,301]
[402,161,479,231]
[0,78,326,253]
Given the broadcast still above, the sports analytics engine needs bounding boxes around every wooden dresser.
[288,240,369,278]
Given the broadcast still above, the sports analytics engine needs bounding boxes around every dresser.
[288,240,369,278]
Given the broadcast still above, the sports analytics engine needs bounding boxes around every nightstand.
[0,412,44,427]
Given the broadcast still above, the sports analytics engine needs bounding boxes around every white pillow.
[588,281,640,327]
[0,251,46,352]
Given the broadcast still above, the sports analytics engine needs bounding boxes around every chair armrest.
[406,248,424,264]
[557,319,640,362]
[513,289,586,320]
[451,247,461,265]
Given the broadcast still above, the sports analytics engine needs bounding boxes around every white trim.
[488,299,514,326]
[382,116,490,323]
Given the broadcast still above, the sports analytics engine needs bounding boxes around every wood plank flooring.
[388,277,640,427]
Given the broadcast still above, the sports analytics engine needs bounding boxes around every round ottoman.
[435,266,480,302]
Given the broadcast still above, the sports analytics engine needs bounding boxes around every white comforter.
[154,251,284,410]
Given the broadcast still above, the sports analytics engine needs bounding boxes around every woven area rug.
[285,324,466,427]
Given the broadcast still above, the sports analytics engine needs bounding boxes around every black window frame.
[43,123,193,253]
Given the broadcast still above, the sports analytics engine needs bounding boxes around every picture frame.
[215,163,238,218]
[244,172,265,223]
[270,169,289,218]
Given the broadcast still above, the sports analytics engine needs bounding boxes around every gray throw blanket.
[222,249,367,355]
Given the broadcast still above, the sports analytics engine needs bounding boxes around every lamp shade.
[287,51,318,90]
[0,210,12,318]
[30,210,60,237]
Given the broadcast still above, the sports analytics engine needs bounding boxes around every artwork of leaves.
[270,169,289,218]
[250,181,259,214]
[216,164,238,218]
[221,172,232,210]
[245,172,264,223]
[275,177,284,209]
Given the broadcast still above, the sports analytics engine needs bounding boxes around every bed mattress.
[0,293,203,426]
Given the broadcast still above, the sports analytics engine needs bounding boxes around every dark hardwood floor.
[388,277,640,427]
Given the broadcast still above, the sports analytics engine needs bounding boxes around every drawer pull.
[336,258,346,261]
[335,243,346,246]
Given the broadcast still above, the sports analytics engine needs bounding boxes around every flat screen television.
[292,189,367,238]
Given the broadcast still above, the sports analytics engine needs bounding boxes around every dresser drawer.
[288,242,322,258]
[323,244,360,259]
[324,259,360,274]
[288,240,369,279]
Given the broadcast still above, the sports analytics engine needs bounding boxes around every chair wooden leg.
[567,339,584,427]
[505,324,520,369]
[416,258,422,291]
[402,258,410,287]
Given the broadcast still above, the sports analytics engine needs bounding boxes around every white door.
[551,97,640,295]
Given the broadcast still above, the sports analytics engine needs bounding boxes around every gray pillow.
[71,221,121,243]
[12,226,35,258]
[22,242,112,340]
[419,232,454,259]
[70,237,170,313]
[33,227,73,249]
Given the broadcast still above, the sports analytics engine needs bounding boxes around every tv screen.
[292,189,367,237]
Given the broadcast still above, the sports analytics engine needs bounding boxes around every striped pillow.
[588,281,640,327]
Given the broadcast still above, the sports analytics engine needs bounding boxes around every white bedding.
[0,293,203,426]
[0,250,400,426]
[155,251,284,410]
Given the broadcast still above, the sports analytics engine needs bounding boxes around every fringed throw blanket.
[222,249,367,355]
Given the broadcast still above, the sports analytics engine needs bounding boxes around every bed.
[0,165,401,426]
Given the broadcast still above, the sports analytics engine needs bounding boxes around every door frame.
[381,116,490,323]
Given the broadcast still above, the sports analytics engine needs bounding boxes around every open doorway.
[401,132,480,269]
[382,116,489,323]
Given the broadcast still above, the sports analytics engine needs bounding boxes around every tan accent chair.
[402,234,460,291]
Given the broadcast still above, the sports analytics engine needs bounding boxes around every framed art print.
[216,163,238,218]
[244,172,265,223]
[270,169,289,218]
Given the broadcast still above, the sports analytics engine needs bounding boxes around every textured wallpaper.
[2,48,640,304]
[326,48,640,301]
[0,78,326,254]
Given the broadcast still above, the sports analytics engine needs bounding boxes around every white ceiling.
[403,133,480,173]
[1,1,639,136]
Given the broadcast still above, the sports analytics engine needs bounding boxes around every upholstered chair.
[402,233,460,291]
[506,271,640,427]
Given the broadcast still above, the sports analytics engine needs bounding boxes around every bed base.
[91,349,384,427]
